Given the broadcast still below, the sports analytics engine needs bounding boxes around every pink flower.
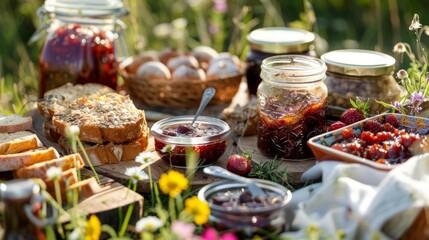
[200,227,238,240]
[171,221,196,240]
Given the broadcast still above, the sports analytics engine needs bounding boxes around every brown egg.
[136,61,171,81]
[172,65,206,81]
[126,51,159,74]
[207,55,241,80]
[166,56,200,73]
[192,46,218,66]
[159,48,181,65]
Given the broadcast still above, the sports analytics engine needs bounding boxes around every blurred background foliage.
[1,0,428,114]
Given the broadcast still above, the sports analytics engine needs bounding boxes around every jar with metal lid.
[31,0,129,97]
[246,27,316,95]
[257,55,327,160]
[321,49,404,114]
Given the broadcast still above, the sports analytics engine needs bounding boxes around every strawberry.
[226,154,252,176]
[328,121,346,131]
[363,119,383,133]
[385,114,399,127]
[340,108,365,125]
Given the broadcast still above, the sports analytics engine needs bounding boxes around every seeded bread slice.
[58,127,149,166]
[37,83,115,118]
[0,147,59,171]
[52,93,147,144]
[13,153,85,179]
[0,114,32,133]
[0,131,43,155]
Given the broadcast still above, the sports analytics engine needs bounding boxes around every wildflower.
[184,196,210,225]
[159,170,189,198]
[424,26,429,36]
[154,23,172,39]
[135,151,156,164]
[172,18,188,30]
[65,125,80,138]
[135,216,164,232]
[393,101,402,109]
[69,228,81,240]
[409,14,422,31]
[213,0,227,13]
[85,215,101,240]
[201,227,238,240]
[46,166,62,180]
[396,69,408,80]
[171,220,196,240]
[161,144,176,153]
[393,42,407,53]
[408,91,425,104]
[124,167,149,184]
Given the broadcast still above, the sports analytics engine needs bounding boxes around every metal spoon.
[203,166,267,197]
[191,87,216,127]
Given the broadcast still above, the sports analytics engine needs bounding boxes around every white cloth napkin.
[282,154,429,240]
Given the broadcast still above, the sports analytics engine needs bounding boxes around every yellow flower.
[85,215,101,240]
[159,170,189,198]
[184,196,210,225]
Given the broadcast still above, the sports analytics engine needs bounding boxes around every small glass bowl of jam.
[151,116,231,167]
[198,179,292,238]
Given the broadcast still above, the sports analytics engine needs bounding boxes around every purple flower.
[213,0,227,13]
[171,221,196,240]
[201,227,238,240]
[209,24,219,34]
[393,101,402,109]
[410,91,425,104]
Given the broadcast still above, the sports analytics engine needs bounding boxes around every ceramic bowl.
[307,113,429,170]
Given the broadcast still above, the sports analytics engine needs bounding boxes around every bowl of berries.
[151,115,231,167]
[307,112,429,170]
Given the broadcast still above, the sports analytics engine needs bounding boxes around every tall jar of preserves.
[257,55,327,160]
[31,0,129,97]
[246,27,316,95]
[321,49,404,114]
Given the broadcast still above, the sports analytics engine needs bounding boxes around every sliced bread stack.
[53,92,149,166]
[0,114,100,200]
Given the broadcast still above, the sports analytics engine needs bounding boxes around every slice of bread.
[37,83,115,118]
[59,128,149,166]
[68,177,101,201]
[0,147,59,171]
[52,93,147,144]
[0,131,43,155]
[13,153,85,179]
[44,168,78,202]
[0,114,32,133]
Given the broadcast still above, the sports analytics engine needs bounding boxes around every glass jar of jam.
[246,27,316,95]
[321,49,404,114]
[32,0,129,97]
[257,55,327,160]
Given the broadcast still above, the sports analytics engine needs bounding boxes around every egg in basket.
[120,46,244,108]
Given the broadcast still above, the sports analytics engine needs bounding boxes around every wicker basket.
[120,60,244,108]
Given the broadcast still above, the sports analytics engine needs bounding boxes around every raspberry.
[375,131,395,142]
[360,131,376,144]
[385,114,399,127]
[328,121,346,131]
[363,119,383,133]
[365,144,387,160]
[340,108,365,125]
[341,128,355,139]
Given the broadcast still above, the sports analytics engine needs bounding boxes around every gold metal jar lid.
[247,27,315,54]
[321,49,395,76]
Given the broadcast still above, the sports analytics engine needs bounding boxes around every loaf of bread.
[0,114,32,133]
[221,97,258,136]
[37,83,115,118]
[0,131,43,155]
[58,128,149,166]
[0,147,60,171]
[52,93,147,144]
[13,153,85,179]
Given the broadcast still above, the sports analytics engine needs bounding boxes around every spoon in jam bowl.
[191,87,216,127]
[203,166,267,197]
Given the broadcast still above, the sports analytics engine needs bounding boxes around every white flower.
[161,144,176,153]
[46,166,62,180]
[396,69,409,80]
[153,23,172,39]
[68,228,81,240]
[393,42,407,53]
[409,14,422,31]
[65,125,80,137]
[124,167,148,184]
[135,151,156,164]
[135,216,164,232]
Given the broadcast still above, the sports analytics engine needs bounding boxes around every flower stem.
[118,183,137,237]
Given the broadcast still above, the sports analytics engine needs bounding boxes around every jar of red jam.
[257,55,327,160]
[246,27,316,95]
[32,0,129,97]
[321,49,404,114]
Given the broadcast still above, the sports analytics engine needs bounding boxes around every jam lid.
[41,0,127,17]
[321,49,396,76]
[247,27,315,54]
